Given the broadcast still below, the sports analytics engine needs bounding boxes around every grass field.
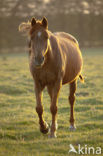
[0,48,103,156]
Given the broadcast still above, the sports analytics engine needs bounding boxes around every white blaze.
[37,31,42,37]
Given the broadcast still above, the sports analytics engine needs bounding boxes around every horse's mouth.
[34,62,44,68]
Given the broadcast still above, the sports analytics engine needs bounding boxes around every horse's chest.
[35,69,56,86]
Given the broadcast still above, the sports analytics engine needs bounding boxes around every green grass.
[0,48,103,156]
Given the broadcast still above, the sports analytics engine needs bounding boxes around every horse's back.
[54,32,79,45]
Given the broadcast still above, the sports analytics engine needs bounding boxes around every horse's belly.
[62,68,81,84]
[62,52,83,84]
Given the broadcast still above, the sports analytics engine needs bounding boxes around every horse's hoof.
[69,125,76,131]
[48,132,57,138]
[40,122,49,134]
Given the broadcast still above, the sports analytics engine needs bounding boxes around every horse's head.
[19,17,49,68]
[30,17,49,67]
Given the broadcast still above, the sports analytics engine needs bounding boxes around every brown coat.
[19,17,83,138]
[29,31,83,87]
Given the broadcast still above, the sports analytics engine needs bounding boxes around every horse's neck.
[45,33,60,67]
[48,32,59,54]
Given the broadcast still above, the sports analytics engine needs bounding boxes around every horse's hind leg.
[69,80,77,131]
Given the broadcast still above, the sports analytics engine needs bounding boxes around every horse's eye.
[31,34,35,40]
[45,35,48,40]
[31,36,34,40]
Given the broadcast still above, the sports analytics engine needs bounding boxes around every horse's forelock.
[29,21,47,36]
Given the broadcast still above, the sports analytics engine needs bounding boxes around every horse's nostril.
[39,57,44,64]
[42,57,44,62]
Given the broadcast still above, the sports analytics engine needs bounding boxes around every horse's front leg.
[35,83,49,134]
[48,80,62,138]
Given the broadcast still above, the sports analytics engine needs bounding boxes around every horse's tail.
[79,74,84,83]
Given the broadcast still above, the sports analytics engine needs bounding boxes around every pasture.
[0,48,103,156]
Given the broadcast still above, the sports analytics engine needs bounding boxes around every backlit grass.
[0,48,103,156]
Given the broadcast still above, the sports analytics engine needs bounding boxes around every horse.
[19,17,83,138]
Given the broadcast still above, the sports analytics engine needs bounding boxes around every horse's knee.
[69,95,75,105]
[36,105,43,116]
[50,105,57,115]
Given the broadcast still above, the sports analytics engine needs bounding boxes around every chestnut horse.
[19,17,83,138]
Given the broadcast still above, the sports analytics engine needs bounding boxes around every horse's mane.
[19,21,31,33]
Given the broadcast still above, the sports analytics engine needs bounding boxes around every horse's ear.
[31,17,36,27]
[42,17,48,29]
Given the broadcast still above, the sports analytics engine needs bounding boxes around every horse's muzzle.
[34,56,44,67]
